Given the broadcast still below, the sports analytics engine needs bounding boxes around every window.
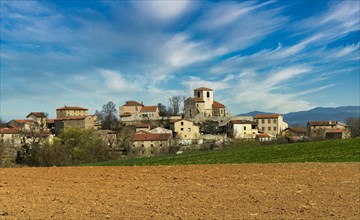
[268,127,271,131]
[181,122,184,126]
[197,91,201,98]
[262,119,265,123]
[207,91,210,98]
[244,132,246,134]
[262,127,265,131]
[151,144,153,147]
[244,126,246,130]
[160,144,162,147]
[196,104,199,107]
[268,119,271,123]
[188,128,191,132]
[274,127,277,131]
[273,119,277,123]
[255,119,258,122]
[181,128,184,131]
[141,144,144,147]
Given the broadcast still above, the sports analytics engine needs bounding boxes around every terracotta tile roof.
[308,121,337,126]
[46,119,55,124]
[0,127,22,134]
[123,101,143,106]
[56,106,88,111]
[54,116,87,121]
[326,128,344,133]
[192,98,205,102]
[213,100,225,108]
[120,112,132,117]
[131,133,171,141]
[140,106,158,112]
[256,133,270,138]
[172,119,194,124]
[135,123,150,128]
[287,127,306,133]
[14,119,34,124]
[194,87,213,91]
[254,114,281,119]
[26,112,47,118]
[231,120,257,125]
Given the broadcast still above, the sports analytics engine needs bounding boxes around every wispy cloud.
[0,0,359,119]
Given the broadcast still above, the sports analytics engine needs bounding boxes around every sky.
[1,0,359,120]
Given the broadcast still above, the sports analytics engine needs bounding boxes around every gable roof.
[256,133,270,138]
[56,106,88,111]
[254,114,281,119]
[46,119,55,124]
[231,120,257,125]
[194,87,213,91]
[308,121,337,126]
[123,101,143,106]
[213,100,225,108]
[0,127,22,134]
[284,127,306,133]
[140,106,158,112]
[13,119,34,124]
[172,119,194,124]
[120,112,132,117]
[26,112,47,118]
[131,133,171,141]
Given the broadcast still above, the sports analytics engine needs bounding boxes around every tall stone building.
[184,87,227,119]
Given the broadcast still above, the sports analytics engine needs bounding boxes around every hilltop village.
[0,87,352,165]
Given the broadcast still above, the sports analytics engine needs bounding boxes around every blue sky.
[1,0,359,120]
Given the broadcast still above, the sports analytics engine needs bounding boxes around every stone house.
[280,127,307,141]
[8,119,34,131]
[26,112,48,128]
[256,133,271,142]
[0,127,22,146]
[149,127,173,136]
[54,116,96,135]
[307,121,351,140]
[96,129,117,148]
[130,133,172,157]
[119,101,160,124]
[184,87,227,119]
[254,114,288,136]
[228,120,258,139]
[56,106,88,118]
[170,119,200,140]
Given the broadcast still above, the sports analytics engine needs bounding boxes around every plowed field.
[1,163,359,219]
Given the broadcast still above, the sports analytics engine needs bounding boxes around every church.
[184,87,228,119]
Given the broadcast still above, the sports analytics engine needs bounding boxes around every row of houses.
[1,87,352,159]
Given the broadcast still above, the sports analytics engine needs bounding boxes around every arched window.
[197,91,201,98]
[207,91,210,98]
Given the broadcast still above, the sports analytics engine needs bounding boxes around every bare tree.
[346,117,360,137]
[168,96,186,116]
[99,101,119,130]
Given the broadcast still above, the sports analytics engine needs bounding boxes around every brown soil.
[1,163,359,219]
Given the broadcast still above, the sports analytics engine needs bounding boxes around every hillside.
[85,138,360,166]
[237,106,360,126]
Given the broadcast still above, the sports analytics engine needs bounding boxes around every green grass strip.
[83,138,360,166]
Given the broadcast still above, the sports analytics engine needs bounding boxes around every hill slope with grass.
[85,138,360,166]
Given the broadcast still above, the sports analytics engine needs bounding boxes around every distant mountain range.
[237,106,360,126]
